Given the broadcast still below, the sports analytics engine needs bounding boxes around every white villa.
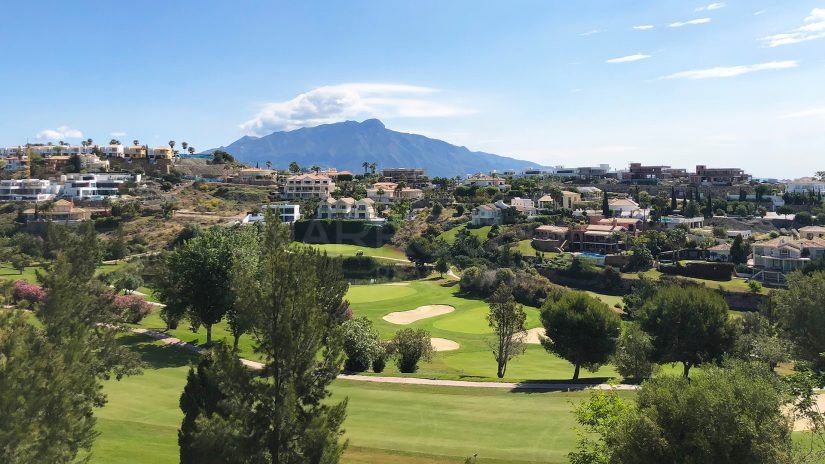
[317,197,381,221]
[283,173,336,200]
[463,173,508,189]
[0,179,61,202]
[471,200,510,226]
[752,236,825,283]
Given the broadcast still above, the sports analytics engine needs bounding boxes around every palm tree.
[133,139,140,146]
[362,161,369,175]
[369,162,377,175]
[394,181,406,199]
[168,140,175,151]
[181,142,188,152]
[58,140,65,146]
[289,161,300,173]
[86,138,93,146]
[109,138,117,145]
[311,165,320,174]
[266,161,272,170]
[188,147,195,155]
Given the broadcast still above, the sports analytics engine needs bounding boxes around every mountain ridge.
[204,119,542,177]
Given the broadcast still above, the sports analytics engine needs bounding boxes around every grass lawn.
[306,243,408,261]
[627,267,765,294]
[0,262,45,284]
[91,335,601,464]
[439,224,492,244]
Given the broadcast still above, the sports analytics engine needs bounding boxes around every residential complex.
[283,173,336,200]
[463,173,508,189]
[381,168,427,185]
[689,165,751,185]
[317,197,380,221]
[366,182,424,203]
[0,173,140,202]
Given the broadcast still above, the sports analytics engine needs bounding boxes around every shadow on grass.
[440,280,459,288]
[118,333,199,369]
[509,377,613,394]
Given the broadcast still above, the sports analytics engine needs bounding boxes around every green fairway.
[91,335,598,464]
[306,243,408,261]
[133,277,617,382]
[0,262,44,284]
[438,224,492,244]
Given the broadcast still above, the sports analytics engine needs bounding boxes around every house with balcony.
[787,178,825,195]
[471,201,512,226]
[234,168,276,184]
[661,215,705,229]
[284,173,336,200]
[532,225,569,251]
[242,203,301,225]
[708,243,732,262]
[463,173,508,189]
[608,198,640,217]
[509,197,537,216]
[366,182,424,204]
[60,172,140,199]
[752,236,825,284]
[568,223,627,254]
[537,191,581,212]
[23,199,91,224]
[317,197,379,221]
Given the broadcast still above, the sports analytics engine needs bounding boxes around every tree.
[540,291,620,380]
[156,226,257,345]
[621,275,659,318]
[0,224,141,463]
[704,192,713,218]
[487,284,527,378]
[637,285,735,377]
[624,245,653,272]
[107,226,129,260]
[774,271,825,370]
[405,236,438,273]
[670,187,677,212]
[9,253,30,274]
[434,256,449,278]
[177,218,348,462]
[288,161,300,173]
[572,362,799,464]
[612,323,656,380]
[341,317,381,372]
[362,161,369,174]
[734,312,790,371]
[730,234,749,264]
[169,140,176,151]
[388,328,432,373]
[601,191,610,217]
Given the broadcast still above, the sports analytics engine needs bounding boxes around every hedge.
[659,261,735,281]
[293,220,395,247]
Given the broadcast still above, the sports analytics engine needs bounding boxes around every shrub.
[112,294,153,323]
[341,317,381,372]
[12,280,46,303]
[372,343,387,373]
[659,261,734,281]
[387,328,432,373]
[293,220,395,247]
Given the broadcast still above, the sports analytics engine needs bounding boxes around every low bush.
[112,294,153,323]
[13,280,46,303]
[387,328,432,373]
[659,261,735,281]
[341,317,382,372]
[294,220,395,247]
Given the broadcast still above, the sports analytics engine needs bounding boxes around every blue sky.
[1,0,823,178]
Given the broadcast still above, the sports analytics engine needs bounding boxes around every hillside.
[204,119,541,177]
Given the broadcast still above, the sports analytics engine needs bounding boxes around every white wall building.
[0,179,61,202]
[60,173,141,199]
[242,203,301,225]
[787,179,825,195]
[317,197,380,221]
[284,173,336,200]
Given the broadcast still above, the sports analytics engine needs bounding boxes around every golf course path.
[127,326,636,391]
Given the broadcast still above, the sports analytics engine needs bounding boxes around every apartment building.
[366,182,424,203]
[381,168,427,185]
[316,197,379,221]
[787,178,825,195]
[0,179,61,202]
[283,173,336,200]
[689,165,751,185]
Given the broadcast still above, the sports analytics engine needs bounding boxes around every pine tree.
[178,219,348,463]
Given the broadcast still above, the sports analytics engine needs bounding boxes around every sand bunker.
[382,304,455,325]
[384,282,410,286]
[521,327,546,345]
[431,337,460,352]
[792,394,825,431]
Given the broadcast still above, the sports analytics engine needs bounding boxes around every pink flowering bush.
[112,294,153,323]
[13,280,46,303]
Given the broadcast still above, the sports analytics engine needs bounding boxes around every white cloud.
[110,131,127,137]
[36,125,83,140]
[780,107,825,119]
[754,9,767,16]
[633,25,655,30]
[579,29,603,36]
[695,3,725,12]
[662,60,798,79]
[606,53,651,63]
[760,8,825,47]
[668,18,712,28]
[239,83,471,135]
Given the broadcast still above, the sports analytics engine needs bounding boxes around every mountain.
[204,119,541,177]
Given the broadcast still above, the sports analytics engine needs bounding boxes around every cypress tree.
[602,191,611,217]
[670,187,678,212]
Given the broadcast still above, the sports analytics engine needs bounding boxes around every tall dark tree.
[541,291,620,380]
[670,187,677,213]
[637,286,735,377]
[178,219,348,463]
[730,234,749,264]
[704,192,713,218]
[602,191,610,217]
[0,224,141,463]
[774,271,825,370]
